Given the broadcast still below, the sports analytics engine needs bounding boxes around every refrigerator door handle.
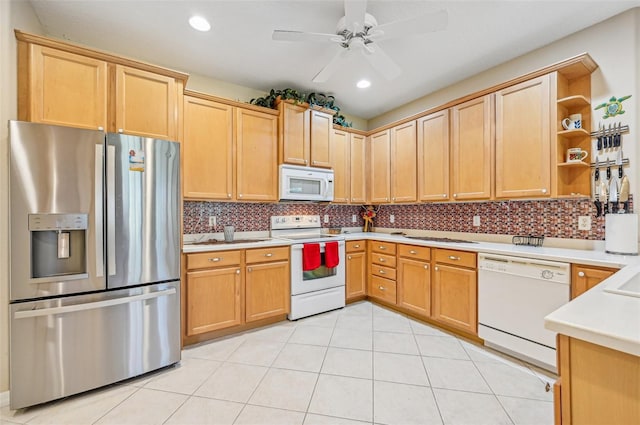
[13,287,177,319]
[106,144,116,276]
[95,145,104,278]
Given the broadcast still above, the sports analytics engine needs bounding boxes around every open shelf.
[557,95,590,109]
[558,161,590,168]
[557,128,590,138]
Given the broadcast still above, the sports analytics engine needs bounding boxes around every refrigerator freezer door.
[9,121,106,301]
[9,281,181,409]
[106,134,180,288]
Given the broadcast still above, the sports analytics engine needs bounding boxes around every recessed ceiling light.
[356,79,371,89]
[189,16,211,32]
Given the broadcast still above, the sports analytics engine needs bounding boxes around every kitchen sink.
[404,236,477,244]
[186,239,270,245]
[605,274,640,298]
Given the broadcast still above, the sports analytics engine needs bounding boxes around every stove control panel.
[271,215,321,230]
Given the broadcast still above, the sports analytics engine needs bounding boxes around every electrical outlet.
[352,214,357,223]
[323,214,329,223]
[578,216,591,230]
[473,216,481,227]
[389,214,395,224]
[208,216,216,227]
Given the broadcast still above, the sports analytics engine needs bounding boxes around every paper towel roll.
[605,214,639,255]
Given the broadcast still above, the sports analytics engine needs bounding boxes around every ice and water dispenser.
[29,213,88,279]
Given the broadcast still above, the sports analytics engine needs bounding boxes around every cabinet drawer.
[370,275,397,304]
[346,240,366,253]
[370,241,396,255]
[435,249,476,268]
[187,250,242,270]
[371,252,397,268]
[246,246,289,264]
[371,264,397,280]
[398,244,431,261]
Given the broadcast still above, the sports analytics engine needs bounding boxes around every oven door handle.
[291,240,345,250]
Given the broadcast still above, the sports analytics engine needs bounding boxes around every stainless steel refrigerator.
[8,121,181,409]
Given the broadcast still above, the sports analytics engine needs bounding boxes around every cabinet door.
[331,129,350,203]
[390,121,418,203]
[397,258,431,317]
[346,251,367,300]
[369,130,391,203]
[451,95,493,200]
[183,96,233,200]
[245,261,290,322]
[418,110,449,201]
[571,264,616,299]
[27,45,107,130]
[279,101,309,166]
[350,133,367,204]
[310,110,333,168]
[114,65,177,140]
[186,267,242,336]
[496,75,551,198]
[433,264,477,334]
[236,108,278,201]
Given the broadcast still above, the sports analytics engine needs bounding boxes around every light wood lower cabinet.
[397,254,431,318]
[368,241,397,304]
[245,247,290,322]
[346,240,367,301]
[556,334,640,425]
[571,264,617,299]
[432,249,477,334]
[186,267,242,336]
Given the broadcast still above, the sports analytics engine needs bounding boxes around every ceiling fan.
[272,0,448,83]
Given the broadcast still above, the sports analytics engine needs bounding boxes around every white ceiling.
[28,0,640,120]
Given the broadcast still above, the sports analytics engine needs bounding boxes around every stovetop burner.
[270,215,344,242]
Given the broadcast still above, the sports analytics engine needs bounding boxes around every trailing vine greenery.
[249,88,352,128]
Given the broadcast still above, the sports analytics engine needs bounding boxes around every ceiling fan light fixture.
[189,16,211,32]
[357,79,371,89]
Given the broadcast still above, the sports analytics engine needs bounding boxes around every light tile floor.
[2,301,555,424]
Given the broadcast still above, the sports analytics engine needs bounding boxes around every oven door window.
[303,252,337,281]
[289,177,321,195]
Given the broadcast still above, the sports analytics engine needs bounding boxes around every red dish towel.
[324,241,339,268]
[303,243,321,271]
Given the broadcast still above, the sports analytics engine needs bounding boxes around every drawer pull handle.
[578,271,585,277]
[354,244,360,248]
[209,257,222,262]
[409,250,417,254]
[379,246,386,250]
[379,258,385,262]
[379,270,385,274]
[448,256,460,261]
[378,286,385,291]
[264,253,273,257]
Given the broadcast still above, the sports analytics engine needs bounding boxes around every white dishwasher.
[478,254,570,372]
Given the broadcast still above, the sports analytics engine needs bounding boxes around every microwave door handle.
[322,177,329,198]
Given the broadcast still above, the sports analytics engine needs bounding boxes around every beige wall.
[1,0,44,394]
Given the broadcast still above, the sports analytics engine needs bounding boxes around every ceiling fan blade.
[372,9,448,41]
[362,44,401,80]
[272,30,342,43]
[344,0,368,33]
[312,49,349,83]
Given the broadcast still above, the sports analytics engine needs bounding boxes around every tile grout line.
[90,383,142,425]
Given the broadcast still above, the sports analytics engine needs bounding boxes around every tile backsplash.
[184,198,632,240]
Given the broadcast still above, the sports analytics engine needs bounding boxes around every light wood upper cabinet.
[390,121,418,203]
[236,108,279,201]
[114,65,178,140]
[418,110,450,201]
[183,96,233,200]
[278,101,309,166]
[331,128,350,203]
[310,110,333,168]
[571,264,617,299]
[495,75,551,198]
[451,95,493,201]
[21,44,108,130]
[186,267,242,336]
[369,130,391,203]
[350,133,367,204]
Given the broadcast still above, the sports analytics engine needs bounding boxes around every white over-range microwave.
[279,164,334,202]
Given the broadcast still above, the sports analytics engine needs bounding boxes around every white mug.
[223,225,235,242]
[562,113,582,130]
[567,147,588,163]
